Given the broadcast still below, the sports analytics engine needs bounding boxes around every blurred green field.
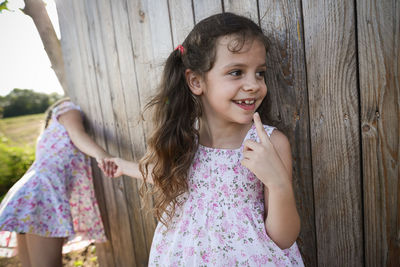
[0,113,44,149]
[0,114,44,201]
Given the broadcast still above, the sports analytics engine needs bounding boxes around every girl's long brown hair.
[139,12,270,226]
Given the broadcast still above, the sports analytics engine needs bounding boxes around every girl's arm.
[99,157,154,184]
[58,109,110,162]
[241,113,300,249]
[263,130,300,249]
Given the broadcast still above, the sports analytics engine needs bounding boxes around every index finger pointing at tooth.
[253,112,268,144]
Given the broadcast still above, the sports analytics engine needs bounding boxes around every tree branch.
[22,0,68,94]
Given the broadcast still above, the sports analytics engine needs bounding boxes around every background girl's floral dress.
[149,124,304,267]
[0,101,106,257]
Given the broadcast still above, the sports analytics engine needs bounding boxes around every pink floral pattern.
[0,101,106,256]
[149,124,304,266]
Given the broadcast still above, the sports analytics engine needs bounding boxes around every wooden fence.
[55,0,399,266]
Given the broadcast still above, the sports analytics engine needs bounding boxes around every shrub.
[0,141,35,201]
[0,89,63,118]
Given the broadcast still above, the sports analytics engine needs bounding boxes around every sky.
[0,0,64,96]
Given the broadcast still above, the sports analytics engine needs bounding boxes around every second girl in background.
[0,99,108,267]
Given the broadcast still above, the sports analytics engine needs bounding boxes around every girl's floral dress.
[0,101,106,257]
[149,124,304,266]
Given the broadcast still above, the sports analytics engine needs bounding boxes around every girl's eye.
[256,71,266,78]
[229,70,242,77]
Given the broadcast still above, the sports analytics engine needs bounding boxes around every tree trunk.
[22,0,68,94]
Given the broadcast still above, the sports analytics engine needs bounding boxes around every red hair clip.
[175,44,184,55]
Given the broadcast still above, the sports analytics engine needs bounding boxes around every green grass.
[0,114,43,201]
[0,113,44,149]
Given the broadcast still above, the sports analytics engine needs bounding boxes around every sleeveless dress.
[149,124,304,266]
[0,101,106,257]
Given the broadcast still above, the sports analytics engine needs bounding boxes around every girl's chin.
[235,115,255,125]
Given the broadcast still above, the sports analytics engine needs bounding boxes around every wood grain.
[125,0,174,258]
[107,0,153,265]
[193,0,223,23]
[168,0,194,47]
[55,0,400,265]
[56,1,116,265]
[71,1,116,264]
[223,0,258,23]
[83,0,137,265]
[258,0,317,265]
[357,0,400,266]
[302,0,363,265]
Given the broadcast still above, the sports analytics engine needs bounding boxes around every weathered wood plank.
[83,0,137,266]
[168,0,194,47]
[90,164,115,267]
[357,0,400,266]
[57,0,400,266]
[55,1,115,265]
[107,0,153,265]
[125,0,174,255]
[223,0,258,23]
[54,0,79,101]
[126,0,173,132]
[258,1,317,265]
[193,0,223,23]
[302,0,363,265]
[69,1,117,265]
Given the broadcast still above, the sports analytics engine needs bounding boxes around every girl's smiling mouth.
[233,98,256,110]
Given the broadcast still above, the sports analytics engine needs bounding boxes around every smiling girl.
[100,12,304,266]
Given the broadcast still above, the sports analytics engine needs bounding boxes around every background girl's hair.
[139,12,270,226]
[44,97,70,129]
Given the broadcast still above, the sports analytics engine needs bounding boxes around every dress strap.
[245,123,276,144]
[263,124,276,138]
[52,101,81,121]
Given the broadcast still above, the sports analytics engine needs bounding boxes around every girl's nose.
[242,75,260,92]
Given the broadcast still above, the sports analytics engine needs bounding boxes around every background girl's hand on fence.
[99,158,123,178]
[241,112,291,189]
[99,158,151,182]
[94,153,111,166]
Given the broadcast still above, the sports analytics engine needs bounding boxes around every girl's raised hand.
[241,112,290,189]
[98,158,124,178]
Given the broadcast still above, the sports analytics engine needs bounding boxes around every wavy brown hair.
[139,12,270,226]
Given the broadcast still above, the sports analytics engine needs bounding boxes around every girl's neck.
[198,118,252,149]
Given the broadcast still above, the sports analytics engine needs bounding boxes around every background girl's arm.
[58,109,110,162]
[100,157,154,184]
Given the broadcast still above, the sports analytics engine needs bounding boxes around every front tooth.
[250,100,254,104]
[245,100,250,104]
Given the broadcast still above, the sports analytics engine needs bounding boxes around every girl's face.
[194,35,267,127]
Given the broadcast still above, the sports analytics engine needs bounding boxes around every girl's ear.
[185,69,203,96]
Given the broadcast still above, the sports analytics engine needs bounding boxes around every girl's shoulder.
[262,125,291,157]
[248,124,289,150]
[52,101,81,121]
[248,123,276,142]
[262,124,276,137]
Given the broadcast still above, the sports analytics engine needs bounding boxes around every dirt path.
[0,244,99,267]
